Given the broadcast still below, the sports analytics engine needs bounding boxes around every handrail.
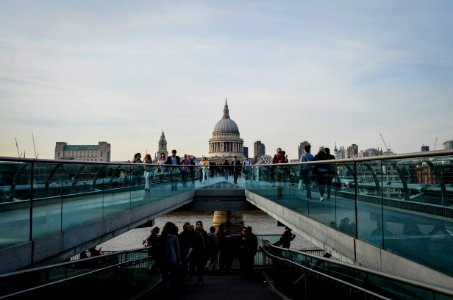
[0,247,156,299]
[2,149,453,166]
[262,240,453,299]
[261,244,392,300]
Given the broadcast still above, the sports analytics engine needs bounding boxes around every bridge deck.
[142,268,283,300]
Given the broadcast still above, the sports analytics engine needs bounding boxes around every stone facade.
[54,142,111,162]
[208,100,244,163]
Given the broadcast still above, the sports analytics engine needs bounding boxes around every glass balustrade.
[1,151,452,278]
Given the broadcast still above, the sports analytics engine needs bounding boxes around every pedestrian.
[247,226,258,266]
[324,147,336,200]
[222,229,236,274]
[216,223,226,271]
[157,153,166,165]
[88,247,101,257]
[222,159,230,180]
[273,227,295,249]
[178,222,194,280]
[314,146,329,201]
[242,155,253,180]
[207,226,219,271]
[238,226,256,279]
[166,149,181,190]
[166,149,181,165]
[200,156,210,183]
[132,152,142,163]
[189,155,196,183]
[143,153,152,191]
[300,144,314,200]
[143,226,160,273]
[180,154,191,186]
[159,221,181,298]
[232,155,241,184]
[155,153,166,182]
[273,148,286,199]
[192,220,209,285]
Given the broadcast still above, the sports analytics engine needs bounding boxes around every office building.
[54,142,111,162]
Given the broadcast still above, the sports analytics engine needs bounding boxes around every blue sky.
[1,0,452,161]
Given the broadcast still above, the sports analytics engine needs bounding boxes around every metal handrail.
[261,240,453,299]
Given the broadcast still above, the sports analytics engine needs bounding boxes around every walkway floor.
[144,269,284,300]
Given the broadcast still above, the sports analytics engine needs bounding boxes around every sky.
[1,0,452,161]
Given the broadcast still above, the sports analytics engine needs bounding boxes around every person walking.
[159,221,181,298]
[132,153,142,163]
[188,155,196,184]
[222,229,236,274]
[192,220,209,285]
[324,147,336,200]
[154,153,166,183]
[143,154,153,191]
[222,159,230,180]
[242,155,253,180]
[207,226,219,271]
[143,226,160,273]
[178,222,194,280]
[314,146,329,201]
[273,148,286,199]
[216,223,226,271]
[166,149,181,191]
[300,144,314,200]
[180,154,191,187]
[238,226,256,279]
[232,156,242,184]
[273,227,296,249]
[157,153,166,165]
[200,156,210,184]
[247,226,258,269]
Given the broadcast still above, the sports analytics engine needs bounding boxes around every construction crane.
[379,133,390,152]
[14,137,25,158]
[15,137,20,157]
[32,133,39,159]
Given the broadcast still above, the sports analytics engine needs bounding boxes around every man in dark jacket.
[232,156,242,184]
[166,149,181,190]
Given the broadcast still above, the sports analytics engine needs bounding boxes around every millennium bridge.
[0,151,453,299]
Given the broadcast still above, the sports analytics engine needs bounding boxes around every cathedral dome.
[213,118,239,134]
[212,101,240,135]
[208,100,244,161]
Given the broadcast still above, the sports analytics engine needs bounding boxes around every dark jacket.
[166,155,181,165]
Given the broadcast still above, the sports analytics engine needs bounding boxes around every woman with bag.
[143,226,160,273]
[143,154,153,191]
[159,222,181,298]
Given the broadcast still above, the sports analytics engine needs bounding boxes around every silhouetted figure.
[88,247,101,257]
[300,144,314,200]
[274,227,295,249]
[273,148,286,199]
[159,221,181,298]
[314,146,329,201]
[232,156,242,184]
[324,147,336,199]
[238,226,257,279]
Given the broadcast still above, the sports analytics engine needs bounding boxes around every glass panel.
[0,160,32,248]
[356,160,382,245]
[62,163,103,230]
[32,162,62,239]
[381,156,453,277]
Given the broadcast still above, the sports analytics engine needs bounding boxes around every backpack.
[149,235,166,262]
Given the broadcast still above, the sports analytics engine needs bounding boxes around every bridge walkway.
[141,268,283,300]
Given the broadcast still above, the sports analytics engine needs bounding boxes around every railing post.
[353,161,358,262]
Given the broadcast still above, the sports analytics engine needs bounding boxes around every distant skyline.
[1,1,452,161]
